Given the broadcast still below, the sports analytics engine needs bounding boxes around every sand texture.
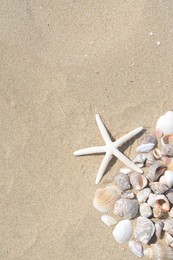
[1,0,173,259]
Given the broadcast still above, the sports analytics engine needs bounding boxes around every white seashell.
[128,240,143,258]
[147,193,157,207]
[159,170,173,189]
[143,244,173,259]
[146,162,167,182]
[137,188,151,204]
[119,167,132,174]
[153,148,162,160]
[101,215,117,226]
[156,111,173,135]
[112,219,132,244]
[136,143,155,153]
[134,217,155,244]
[139,203,152,218]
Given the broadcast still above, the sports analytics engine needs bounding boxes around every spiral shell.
[130,172,147,191]
[114,198,139,219]
[146,162,167,182]
[134,217,155,244]
[155,194,170,212]
[114,173,131,191]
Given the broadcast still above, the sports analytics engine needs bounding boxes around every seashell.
[164,232,173,247]
[154,128,163,138]
[155,194,170,211]
[130,172,147,190]
[134,216,155,244]
[161,134,173,145]
[161,144,173,157]
[162,156,172,165]
[112,219,132,244]
[101,215,117,226]
[133,153,147,168]
[137,188,151,204]
[153,148,162,160]
[168,161,173,171]
[146,162,167,182]
[156,111,173,135]
[147,193,157,207]
[114,198,139,219]
[140,134,158,145]
[163,218,173,235]
[159,170,173,189]
[93,187,120,212]
[149,182,169,194]
[143,244,173,259]
[121,191,135,199]
[153,204,168,219]
[114,173,131,191]
[128,240,143,258]
[139,203,152,218]
[170,207,173,218]
[155,221,164,239]
[119,167,132,174]
[146,153,156,166]
[136,143,155,153]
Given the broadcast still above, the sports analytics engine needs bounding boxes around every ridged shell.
[114,198,139,219]
[93,187,120,212]
[134,217,155,244]
[146,162,167,182]
[155,221,164,239]
[101,215,117,226]
[139,203,152,218]
[149,182,169,194]
[161,134,173,145]
[163,219,173,235]
[159,170,173,189]
[161,144,173,157]
[136,143,155,153]
[144,244,173,259]
[128,240,143,258]
[130,172,147,190]
[114,173,131,191]
[156,111,173,135]
[155,194,170,212]
[112,219,132,244]
[137,188,151,204]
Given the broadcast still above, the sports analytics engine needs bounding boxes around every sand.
[1,0,173,259]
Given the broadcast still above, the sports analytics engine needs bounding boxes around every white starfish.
[74,114,143,184]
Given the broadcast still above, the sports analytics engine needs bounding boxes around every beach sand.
[1,0,173,259]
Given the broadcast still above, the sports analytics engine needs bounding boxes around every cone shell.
[134,217,155,244]
[112,219,132,244]
[146,162,167,182]
[159,170,173,189]
[114,198,139,219]
[130,172,147,191]
[93,187,120,212]
[114,173,131,191]
[155,194,170,212]
[149,182,169,194]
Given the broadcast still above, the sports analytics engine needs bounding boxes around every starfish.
[74,114,143,184]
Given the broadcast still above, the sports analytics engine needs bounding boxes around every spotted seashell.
[128,240,143,258]
[114,198,139,219]
[155,194,170,212]
[139,203,152,218]
[161,144,173,157]
[112,219,132,244]
[121,191,135,199]
[114,173,131,191]
[146,162,167,182]
[136,143,155,153]
[93,187,120,212]
[137,188,151,204]
[163,219,173,235]
[134,217,155,244]
[155,221,164,239]
[144,244,173,259]
[133,153,147,168]
[159,170,173,189]
[130,172,147,191]
[149,182,169,194]
[101,215,117,226]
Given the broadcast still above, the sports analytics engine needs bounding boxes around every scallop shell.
[155,194,170,212]
[156,111,173,135]
[159,170,173,189]
[149,182,169,194]
[114,198,139,219]
[101,215,117,226]
[147,193,157,207]
[139,203,152,218]
[140,134,158,145]
[133,153,147,168]
[112,219,132,244]
[155,221,164,239]
[128,240,143,258]
[130,172,147,191]
[136,143,155,153]
[146,162,167,182]
[164,232,173,247]
[163,219,173,235]
[161,134,173,145]
[134,217,155,244]
[121,191,135,199]
[114,173,131,191]
[93,187,120,212]
[137,188,151,204]
[161,144,173,157]
[143,244,173,259]
[153,204,168,219]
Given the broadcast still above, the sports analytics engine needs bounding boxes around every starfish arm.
[113,148,143,173]
[114,126,143,147]
[95,114,112,145]
[95,152,112,184]
[73,146,106,156]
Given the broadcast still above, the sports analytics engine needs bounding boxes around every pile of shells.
[93,111,173,259]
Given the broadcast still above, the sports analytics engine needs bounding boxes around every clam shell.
[140,134,157,145]
[164,232,173,247]
[143,244,173,259]
[147,193,157,207]
[136,143,155,153]
[121,191,135,199]
[101,215,117,226]
[156,111,173,135]
[112,219,132,244]
[93,187,120,212]
[146,162,167,182]
[130,172,147,190]
[137,188,151,204]
[133,153,147,168]
[161,134,173,145]
[128,240,143,258]
[139,203,152,218]
[159,170,173,189]
[134,217,155,244]
[114,173,131,191]
[161,144,173,157]
[155,194,170,212]
[163,218,173,235]
[114,198,139,219]
[155,221,164,239]
[149,182,169,194]
[153,204,168,219]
